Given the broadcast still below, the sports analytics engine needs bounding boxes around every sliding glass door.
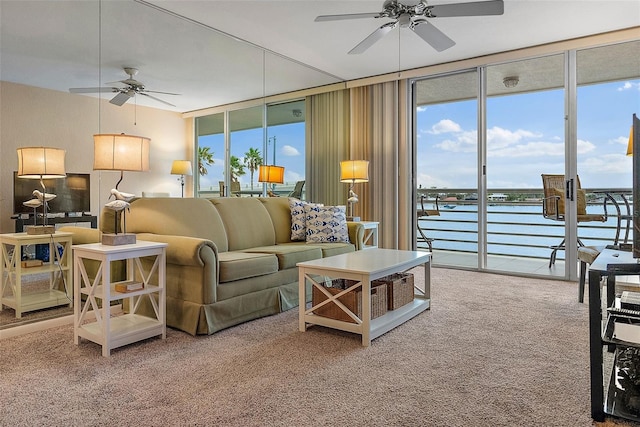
[414,70,479,268]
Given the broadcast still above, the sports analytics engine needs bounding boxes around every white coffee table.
[298,248,431,346]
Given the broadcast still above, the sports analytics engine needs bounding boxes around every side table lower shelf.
[603,346,640,422]
[76,313,164,351]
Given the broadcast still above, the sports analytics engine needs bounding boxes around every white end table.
[359,221,379,249]
[73,240,167,357]
[0,232,73,318]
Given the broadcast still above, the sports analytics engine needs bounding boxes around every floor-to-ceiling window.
[412,39,639,278]
[485,54,566,276]
[414,70,478,268]
[195,99,306,198]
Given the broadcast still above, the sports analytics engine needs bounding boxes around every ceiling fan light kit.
[315,0,504,54]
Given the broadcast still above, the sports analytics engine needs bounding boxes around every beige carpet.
[0,267,638,426]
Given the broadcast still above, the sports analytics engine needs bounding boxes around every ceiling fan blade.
[139,92,176,108]
[411,20,456,52]
[429,0,504,17]
[348,22,395,55]
[109,90,133,106]
[69,87,116,94]
[144,90,181,96]
[315,12,380,22]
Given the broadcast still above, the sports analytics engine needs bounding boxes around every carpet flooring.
[1,267,639,426]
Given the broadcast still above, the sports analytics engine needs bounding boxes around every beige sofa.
[62,197,364,336]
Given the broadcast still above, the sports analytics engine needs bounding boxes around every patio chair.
[417,194,440,253]
[541,174,606,267]
[288,180,305,199]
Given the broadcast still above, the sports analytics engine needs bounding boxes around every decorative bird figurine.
[23,198,43,209]
[347,189,359,204]
[110,188,135,202]
[32,189,56,202]
[104,199,130,212]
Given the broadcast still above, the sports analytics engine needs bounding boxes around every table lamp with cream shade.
[17,147,66,235]
[93,133,150,245]
[171,160,193,197]
[258,165,284,197]
[340,160,369,221]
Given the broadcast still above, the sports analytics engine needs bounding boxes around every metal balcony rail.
[416,187,633,261]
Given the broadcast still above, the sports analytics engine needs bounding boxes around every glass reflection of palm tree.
[229,155,246,183]
[198,146,215,177]
[244,148,263,190]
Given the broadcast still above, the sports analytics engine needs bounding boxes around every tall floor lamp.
[93,133,150,245]
[171,160,193,197]
[340,160,369,221]
[17,147,67,235]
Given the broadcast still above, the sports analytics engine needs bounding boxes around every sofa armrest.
[136,233,219,304]
[136,233,218,267]
[347,222,365,250]
[58,226,101,244]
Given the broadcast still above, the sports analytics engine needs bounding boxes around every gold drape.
[306,81,412,250]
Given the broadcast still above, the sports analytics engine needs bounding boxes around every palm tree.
[198,146,215,176]
[229,155,246,182]
[243,147,263,190]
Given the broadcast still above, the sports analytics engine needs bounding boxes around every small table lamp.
[17,147,66,235]
[258,165,285,197]
[170,160,193,197]
[93,133,150,245]
[340,160,369,221]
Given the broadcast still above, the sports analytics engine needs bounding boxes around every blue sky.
[417,79,640,190]
[198,122,305,191]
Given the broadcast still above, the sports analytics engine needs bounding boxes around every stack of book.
[114,281,144,293]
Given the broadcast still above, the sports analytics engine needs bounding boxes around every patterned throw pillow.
[289,198,321,241]
[304,204,350,243]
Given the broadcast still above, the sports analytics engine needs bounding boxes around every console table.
[14,214,97,233]
[588,248,640,422]
[298,248,430,346]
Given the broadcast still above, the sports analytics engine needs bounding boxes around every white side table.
[0,232,73,318]
[359,221,379,249]
[73,240,167,357]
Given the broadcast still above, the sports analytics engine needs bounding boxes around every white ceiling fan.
[315,0,504,54]
[69,67,179,107]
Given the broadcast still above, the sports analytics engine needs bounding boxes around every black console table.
[14,214,97,233]
[589,248,640,422]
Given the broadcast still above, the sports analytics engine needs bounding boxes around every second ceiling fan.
[315,0,504,54]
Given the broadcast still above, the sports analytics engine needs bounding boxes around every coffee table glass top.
[297,248,429,274]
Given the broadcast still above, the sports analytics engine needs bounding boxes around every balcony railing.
[416,187,633,262]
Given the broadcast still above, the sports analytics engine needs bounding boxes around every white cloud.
[618,81,640,92]
[611,135,631,146]
[417,106,427,112]
[281,145,300,156]
[581,153,632,174]
[487,126,541,149]
[429,119,461,134]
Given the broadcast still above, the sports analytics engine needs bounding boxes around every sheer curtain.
[306,81,412,250]
[349,80,411,249]
[305,89,350,206]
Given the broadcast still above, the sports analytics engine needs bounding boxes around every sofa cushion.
[244,244,323,270]
[217,251,278,283]
[259,197,293,244]
[210,198,276,250]
[304,205,350,243]
[305,242,356,257]
[126,197,229,252]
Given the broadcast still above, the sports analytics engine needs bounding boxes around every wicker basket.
[373,272,414,310]
[311,279,387,323]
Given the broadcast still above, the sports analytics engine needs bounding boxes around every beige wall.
[0,81,189,234]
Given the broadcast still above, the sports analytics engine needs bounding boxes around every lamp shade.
[340,160,369,183]
[171,160,193,176]
[17,147,66,179]
[258,165,284,184]
[93,134,150,172]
